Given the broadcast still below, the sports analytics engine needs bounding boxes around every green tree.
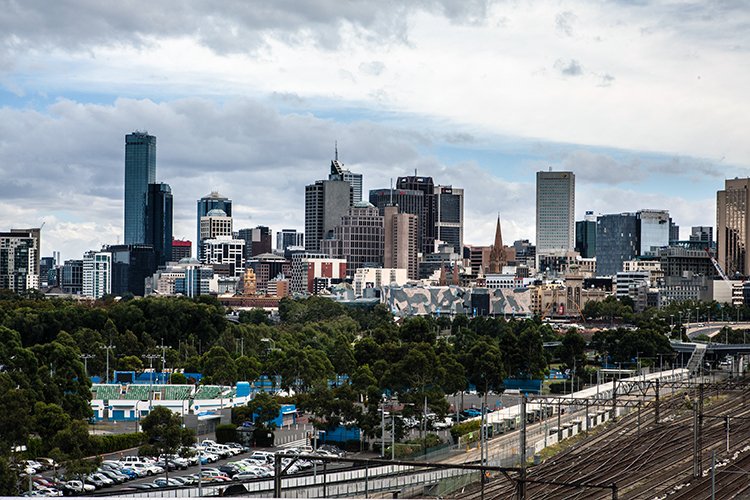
[235,355,262,382]
[32,402,71,443]
[118,355,144,372]
[139,406,195,481]
[558,330,587,371]
[239,309,270,325]
[201,347,237,385]
[244,392,281,429]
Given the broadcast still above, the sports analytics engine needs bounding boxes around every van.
[250,451,275,464]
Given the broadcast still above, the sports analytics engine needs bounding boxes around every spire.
[488,214,507,274]
[493,213,503,249]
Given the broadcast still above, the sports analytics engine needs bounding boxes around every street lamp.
[143,354,160,410]
[79,354,95,379]
[156,340,172,383]
[100,344,115,384]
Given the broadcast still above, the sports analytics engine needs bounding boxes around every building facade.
[108,244,157,297]
[396,175,436,255]
[61,259,83,294]
[690,226,714,245]
[247,253,291,294]
[596,213,639,276]
[276,229,304,252]
[638,209,670,255]
[536,171,575,256]
[435,186,464,254]
[124,132,156,245]
[321,202,384,276]
[304,179,352,252]
[202,237,245,278]
[200,209,233,261]
[329,151,362,203]
[237,226,272,259]
[145,182,173,266]
[196,191,232,260]
[717,178,750,277]
[383,206,419,280]
[289,251,347,294]
[0,229,40,292]
[171,239,192,261]
[575,211,597,258]
[82,250,111,299]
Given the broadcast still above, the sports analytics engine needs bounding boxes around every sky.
[1,0,748,261]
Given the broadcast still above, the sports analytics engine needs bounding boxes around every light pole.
[156,340,171,383]
[143,354,160,410]
[79,354,95,379]
[100,344,115,384]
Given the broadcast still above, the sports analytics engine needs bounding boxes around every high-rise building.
[596,213,639,277]
[108,244,157,297]
[370,188,424,219]
[247,253,290,294]
[203,236,245,277]
[435,185,464,254]
[82,250,111,299]
[61,259,83,294]
[669,219,681,244]
[304,179,351,252]
[397,175,436,255]
[638,209,670,255]
[595,210,670,276]
[320,201,384,276]
[237,226,272,259]
[384,206,419,279]
[40,256,56,288]
[171,239,192,261]
[717,178,750,277]
[575,211,597,258]
[329,146,362,203]
[196,191,232,260]
[0,228,41,292]
[276,229,304,252]
[199,209,233,262]
[536,170,575,256]
[690,226,714,245]
[145,183,173,266]
[124,132,157,245]
[289,250,347,294]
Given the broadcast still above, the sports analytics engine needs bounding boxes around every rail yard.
[453,378,750,499]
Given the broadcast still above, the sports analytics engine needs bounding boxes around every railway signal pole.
[518,395,527,500]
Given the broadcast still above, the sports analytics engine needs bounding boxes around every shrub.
[215,424,238,444]
[89,432,147,455]
[450,420,480,442]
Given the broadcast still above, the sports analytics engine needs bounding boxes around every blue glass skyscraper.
[124,132,156,244]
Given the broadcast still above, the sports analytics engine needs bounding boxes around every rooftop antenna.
[335,141,338,162]
[390,178,394,205]
[415,168,418,177]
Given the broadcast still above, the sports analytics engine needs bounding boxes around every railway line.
[451,380,750,499]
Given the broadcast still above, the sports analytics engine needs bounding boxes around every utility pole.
[519,395,527,500]
[380,397,385,458]
[99,344,115,384]
[143,354,160,409]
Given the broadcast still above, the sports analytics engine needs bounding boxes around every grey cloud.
[650,157,724,179]
[359,61,385,76]
[598,73,615,87]
[0,0,492,61]
[560,150,641,185]
[555,59,583,76]
[555,11,577,37]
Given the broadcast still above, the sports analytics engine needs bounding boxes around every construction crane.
[705,248,730,282]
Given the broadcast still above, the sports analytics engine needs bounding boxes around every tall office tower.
[434,185,464,254]
[596,213,638,276]
[575,211,597,258]
[196,191,232,260]
[536,170,575,256]
[304,179,351,252]
[329,146,362,203]
[61,259,83,294]
[145,183,173,266]
[384,206,419,279]
[0,228,41,292]
[320,202,385,276]
[124,132,157,245]
[488,216,507,274]
[717,178,750,276]
[171,239,192,261]
[669,219,680,244]
[108,244,157,297]
[82,250,112,299]
[637,209,670,255]
[276,229,304,252]
[369,188,424,219]
[40,256,56,287]
[237,226,272,259]
[690,226,714,244]
[396,175,436,255]
[202,237,245,277]
[199,209,233,262]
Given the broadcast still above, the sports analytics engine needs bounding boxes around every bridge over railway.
[685,321,750,340]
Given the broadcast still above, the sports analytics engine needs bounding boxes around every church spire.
[488,214,507,274]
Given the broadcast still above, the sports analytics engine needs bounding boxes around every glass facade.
[145,183,173,266]
[575,220,596,258]
[637,210,670,255]
[196,192,232,260]
[596,213,638,276]
[536,171,575,253]
[124,133,156,245]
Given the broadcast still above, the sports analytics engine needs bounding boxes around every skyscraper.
[276,229,304,252]
[108,244,157,297]
[124,132,156,245]
[196,192,232,260]
[595,209,669,276]
[690,226,714,245]
[199,209,233,262]
[82,250,111,299]
[717,178,750,277]
[320,202,384,276]
[536,170,575,257]
[237,226,272,259]
[171,239,192,261]
[304,179,351,252]
[145,183,173,266]
[396,175,436,255]
[575,211,597,258]
[637,209,670,255]
[0,228,41,292]
[384,206,419,279]
[435,185,464,254]
[329,145,362,203]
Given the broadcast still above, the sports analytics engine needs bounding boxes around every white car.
[64,481,95,493]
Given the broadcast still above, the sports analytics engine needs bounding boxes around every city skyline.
[0,2,746,260]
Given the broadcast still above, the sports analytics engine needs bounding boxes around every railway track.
[452,382,750,499]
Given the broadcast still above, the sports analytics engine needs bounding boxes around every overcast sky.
[1,1,748,261]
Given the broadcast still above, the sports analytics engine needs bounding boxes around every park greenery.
[0,288,746,492]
